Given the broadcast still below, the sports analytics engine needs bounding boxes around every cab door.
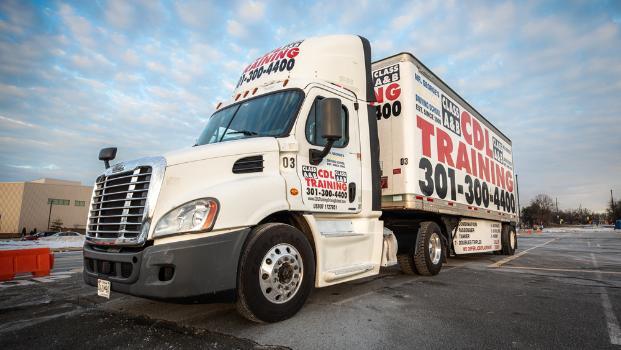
[293,86,381,286]
[295,86,361,214]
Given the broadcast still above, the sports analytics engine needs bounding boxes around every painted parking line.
[489,238,557,268]
[497,266,621,275]
[590,253,621,346]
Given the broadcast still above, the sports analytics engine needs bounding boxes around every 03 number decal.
[282,157,295,168]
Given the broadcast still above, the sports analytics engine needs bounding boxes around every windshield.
[196,90,303,145]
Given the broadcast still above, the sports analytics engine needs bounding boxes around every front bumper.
[83,228,250,299]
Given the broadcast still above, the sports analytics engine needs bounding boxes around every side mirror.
[318,98,343,141]
[310,98,343,165]
[99,147,117,169]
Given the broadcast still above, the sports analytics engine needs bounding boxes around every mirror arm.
[104,160,110,169]
[309,139,336,165]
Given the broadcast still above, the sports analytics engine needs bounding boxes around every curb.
[51,247,83,253]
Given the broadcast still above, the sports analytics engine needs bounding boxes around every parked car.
[50,231,83,237]
[21,231,58,241]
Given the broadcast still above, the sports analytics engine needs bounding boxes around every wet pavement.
[1,228,620,349]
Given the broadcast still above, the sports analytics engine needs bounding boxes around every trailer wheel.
[236,223,315,323]
[413,221,444,276]
[501,225,517,255]
[397,253,417,275]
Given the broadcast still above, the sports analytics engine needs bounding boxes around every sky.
[0,0,620,212]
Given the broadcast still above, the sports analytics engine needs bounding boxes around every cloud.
[0,0,36,35]
[146,61,166,73]
[175,0,219,30]
[121,49,140,66]
[59,4,96,48]
[227,20,247,38]
[0,115,35,128]
[105,0,135,29]
[237,0,266,22]
[0,0,619,212]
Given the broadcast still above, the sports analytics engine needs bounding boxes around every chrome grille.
[87,166,152,241]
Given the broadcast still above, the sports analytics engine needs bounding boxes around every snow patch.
[0,236,85,250]
[543,226,614,233]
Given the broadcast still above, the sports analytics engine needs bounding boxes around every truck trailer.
[84,35,518,322]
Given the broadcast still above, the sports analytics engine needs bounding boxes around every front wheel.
[236,223,315,323]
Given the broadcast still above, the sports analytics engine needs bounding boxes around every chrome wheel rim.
[510,231,516,249]
[428,233,442,265]
[259,243,303,304]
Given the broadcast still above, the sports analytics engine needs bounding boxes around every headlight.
[153,198,219,238]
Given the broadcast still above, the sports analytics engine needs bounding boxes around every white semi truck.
[84,35,518,322]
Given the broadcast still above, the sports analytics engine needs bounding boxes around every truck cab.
[84,35,386,322]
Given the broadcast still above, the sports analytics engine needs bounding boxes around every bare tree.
[608,200,621,223]
[522,194,554,226]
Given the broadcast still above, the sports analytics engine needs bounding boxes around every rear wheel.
[397,253,416,275]
[399,222,444,276]
[414,222,444,276]
[236,223,315,323]
[501,225,517,255]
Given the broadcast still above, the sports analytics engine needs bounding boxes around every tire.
[236,223,315,323]
[397,253,417,275]
[413,222,444,276]
[501,225,517,255]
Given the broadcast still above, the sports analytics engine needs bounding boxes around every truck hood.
[163,137,280,166]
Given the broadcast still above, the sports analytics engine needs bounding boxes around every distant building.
[0,178,92,237]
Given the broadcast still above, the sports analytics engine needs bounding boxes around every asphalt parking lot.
[1,228,620,349]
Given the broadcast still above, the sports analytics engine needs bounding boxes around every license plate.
[97,279,111,299]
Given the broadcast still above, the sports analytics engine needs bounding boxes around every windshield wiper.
[227,130,258,136]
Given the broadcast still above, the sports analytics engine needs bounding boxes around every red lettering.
[470,148,478,178]
[477,153,491,183]
[506,171,514,192]
[495,163,505,190]
[276,49,288,60]
[417,116,435,158]
[473,118,484,151]
[287,47,299,59]
[258,54,271,66]
[436,128,454,167]
[385,83,401,101]
[247,59,260,72]
[374,87,384,105]
[484,129,493,158]
[461,111,472,146]
[268,50,280,63]
[456,142,472,175]
[318,170,334,179]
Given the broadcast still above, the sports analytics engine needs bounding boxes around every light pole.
[47,201,54,230]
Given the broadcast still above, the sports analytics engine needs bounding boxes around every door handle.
[348,182,356,203]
